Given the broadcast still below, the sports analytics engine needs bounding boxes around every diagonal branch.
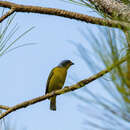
[0,8,15,23]
[0,55,128,119]
[0,1,130,30]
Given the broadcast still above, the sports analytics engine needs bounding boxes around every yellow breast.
[48,67,67,92]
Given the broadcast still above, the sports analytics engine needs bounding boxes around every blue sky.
[0,0,122,130]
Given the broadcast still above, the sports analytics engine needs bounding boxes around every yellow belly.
[48,67,67,92]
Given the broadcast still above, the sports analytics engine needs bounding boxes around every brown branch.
[88,0,130,22]
[0,8,15,23]
[0,1,130,30]
[0,55,128,119]
[0,105,10,110]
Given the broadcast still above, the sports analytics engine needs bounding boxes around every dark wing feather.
[45,68,54,94]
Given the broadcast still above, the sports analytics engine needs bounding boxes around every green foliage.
[71,26,130,129]
[63,0,110,18]
[0,9,34,130]
[64,0,130,128]
[119,0,130,5]
[0,10,35,57]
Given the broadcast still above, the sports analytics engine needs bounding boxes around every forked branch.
[0,8,15,23]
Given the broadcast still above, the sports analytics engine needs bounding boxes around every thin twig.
[0,105,10,110]
[0,8,15,23]
[0,55,128,119]
[0,1,130,30]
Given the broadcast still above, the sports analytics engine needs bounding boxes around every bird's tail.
[50,96,56,111]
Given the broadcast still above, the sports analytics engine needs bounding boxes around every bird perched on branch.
[45,60,74,111]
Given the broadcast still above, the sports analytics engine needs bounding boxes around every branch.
[0,1,130,30]
[0,105,10,110]
[0,8,15,23]
[88,0,130,22]
[0,55,128,119]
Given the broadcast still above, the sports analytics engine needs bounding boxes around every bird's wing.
[45,68,55,94]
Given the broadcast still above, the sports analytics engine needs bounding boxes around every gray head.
[58,60,74,68]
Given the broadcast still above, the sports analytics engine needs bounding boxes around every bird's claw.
[52,91,55,95]
[64,86,69,89]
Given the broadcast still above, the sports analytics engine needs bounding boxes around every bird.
[45,60,74,111]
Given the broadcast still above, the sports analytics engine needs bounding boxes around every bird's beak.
[71,62,74,65]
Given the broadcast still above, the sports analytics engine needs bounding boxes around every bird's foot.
[52,91,55,95]
[64,86,69,89]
